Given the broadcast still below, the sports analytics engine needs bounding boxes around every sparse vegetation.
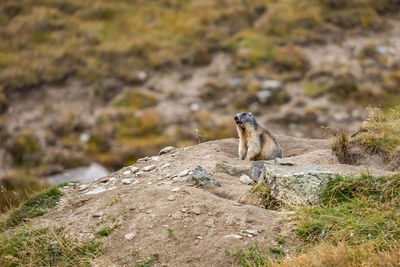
[96,227,113,237]
[332,107,400,164]
[296,173,400,249]
[249,182,282,209]
[230,245,272,266]
[0,226,104,267]
[2,184,64,230]
[134,254,159,267]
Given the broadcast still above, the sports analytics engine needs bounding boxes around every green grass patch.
[0,226,104,267]
[96,227,113,237]
[2,185,64,230]
[296,173,400,250]
[230,245,272,266]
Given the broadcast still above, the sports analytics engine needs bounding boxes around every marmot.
[234,112,282,160]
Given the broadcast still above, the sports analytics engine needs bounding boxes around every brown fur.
[236,119,282,161]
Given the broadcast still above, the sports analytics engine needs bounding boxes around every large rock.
[258,162,338,205]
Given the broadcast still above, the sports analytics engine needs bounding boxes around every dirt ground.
[30,136,394,266]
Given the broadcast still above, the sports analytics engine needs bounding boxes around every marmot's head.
[234,112,257,128]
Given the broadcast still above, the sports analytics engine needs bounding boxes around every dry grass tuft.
[0,226,104,267]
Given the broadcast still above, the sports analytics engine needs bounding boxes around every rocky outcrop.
[22,137,395,266]
[258,162,337,205]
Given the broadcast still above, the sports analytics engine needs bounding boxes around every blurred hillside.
[1,0,400,207]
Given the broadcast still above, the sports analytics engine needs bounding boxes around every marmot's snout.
[234,114,243,126]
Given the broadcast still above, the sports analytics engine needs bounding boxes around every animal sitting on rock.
[234,112,282,161]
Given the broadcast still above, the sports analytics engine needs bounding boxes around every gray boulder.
[187,166,221,186]
[257,162,338,205]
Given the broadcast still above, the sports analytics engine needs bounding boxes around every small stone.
[124,232,137,240]
[160,163,170,170]
[171,187,181,192]
[187,166,221,186]
[129,203,139,210]
[179,170,189,177]
[205,218,215,227]
[261,80,282,90]
[137,157,149,163]
[136,171,144,176]
[202,155,211,159]
[80,133,90,143]
[192,207,201,215]
[240,174,253,185]
[190,102,200,112]
[121,179,133,185]
[145,210,152,214]
[85,187,107,195]
[130,167,140,173]
[123,170,131,175]
[143,165,156,172]
[167,195,175,201]
[147,182,152,185]
[246,229,259,236]
[100,177,109,183]
[159,146,176,155]
[165,174,171,178]
[150,156,160,161]
[79,185,89,191]
[224,234,243,239]
[137,70,147,81]
[92,211,103,217]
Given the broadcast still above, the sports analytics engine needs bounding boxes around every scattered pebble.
[245,229,259,236]
[240,174,253,185]
[224,234,243,239]
[171,187,181,192]
[192,207,201,215]
[79,185,89,191]
[202,155,211,159]
[147,182,152,185]
[100,177,109,183]
[129,203,139,210]
[143,165,156,172]
[160,163,171,169]
[137,157,149,163]
[121,179,133,185]
[92,212,103,218]
[136,171,144,176]
[179,170,189,177]
[165,174,171,178]
[150,156,160,161]
[130,167,140,173]
[167,195,175,201]
[124,232,137,240]
[145,210,152,214]
[159,146,176,155]
[190,102,200,112]
[123,170,131,175]
[85,187,107,195]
